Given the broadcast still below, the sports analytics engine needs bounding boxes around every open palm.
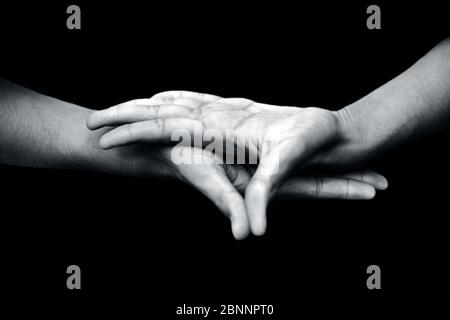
[87,91,387,237]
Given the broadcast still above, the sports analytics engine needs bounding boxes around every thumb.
[245,145,287,236]
[245,136,318,235]
[176,148,250,240]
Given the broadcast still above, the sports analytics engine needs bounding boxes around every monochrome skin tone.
[0,80,384,240]
[2,37,449,239]
[87,37,450,237]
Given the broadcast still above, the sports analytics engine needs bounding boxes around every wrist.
[313,105,371,169]
[334,107,360,150]
[61,106,104,171]
[74,111,175,179]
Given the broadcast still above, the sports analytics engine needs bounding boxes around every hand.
[85,141,386,240]
[87,92,388,237]
[169,146,385,239]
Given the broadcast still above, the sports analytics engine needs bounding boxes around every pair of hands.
[87,91,387,239]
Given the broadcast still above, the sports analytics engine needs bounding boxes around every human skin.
[0,79,386,239]
[88,37,450,236]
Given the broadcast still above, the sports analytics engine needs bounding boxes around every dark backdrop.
[0,0,449,306]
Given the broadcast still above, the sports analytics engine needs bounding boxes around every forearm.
[0,79,150,176]
[331,37,450,165]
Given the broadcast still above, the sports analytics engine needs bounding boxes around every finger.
[245,147,286,236]
[333,170,388,190]
[98,118,203,149]
[277,176,376,200]
[177,149,250,240]
[245,137,320,236]
[152,91,222,104]
[87,103,192,130]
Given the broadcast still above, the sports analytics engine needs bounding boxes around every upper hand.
[87,92,388,236]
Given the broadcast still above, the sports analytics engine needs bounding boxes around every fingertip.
[365,185,376,199]
[369,172,389,190]
[232,222,250,240]
[245,181,269,236]
[251,220,267,236]
[230,211,250,240]
[86,114,97,130]
[99,135,112,149]
[378,176,389,190]
[226,194,250,240]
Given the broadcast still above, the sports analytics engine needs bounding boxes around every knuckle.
[315,177,324,197]
[345,179,350,199]
[156,118,165,134]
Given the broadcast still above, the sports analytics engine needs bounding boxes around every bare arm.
[0,78,172,177]
[81,37,450,235]
[328,37,450,166]
[1,79,387,239]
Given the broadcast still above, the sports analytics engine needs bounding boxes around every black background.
[0,0,449,308]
